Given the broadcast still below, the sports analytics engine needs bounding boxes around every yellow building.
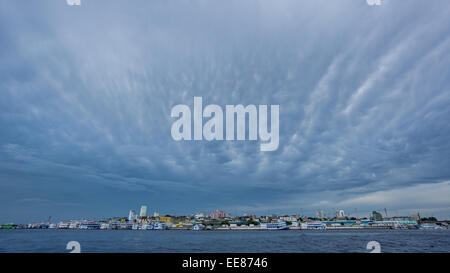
[159,216,171,223]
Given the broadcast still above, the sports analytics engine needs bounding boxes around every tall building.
[140,205,148,217]
[372,211,383,221]
[128,210,136,222]
[338,210,345,218]
[316,210,324,219]
[210,209,230,219]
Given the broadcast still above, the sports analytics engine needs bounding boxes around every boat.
[192,224,203,230]
[141,223,153,230]
[264,221,289,230]
[306,221,326,229]
[69,221,80,229]
[80,221,100,230]
[100,223,110,230]
[153,222,166,230]
[57,222,70,229]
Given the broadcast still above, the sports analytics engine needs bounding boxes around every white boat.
[69,222,80,229]
[80,221,100,230]
[141,223,153,230]
[268,221,290,230]
[421,224,443,230]
[260,221,289,230]
[192,224,203,230]
[154,222,166,230]
[57,222,70,229]
[306,221,326,229]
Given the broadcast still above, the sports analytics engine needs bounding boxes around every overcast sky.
[1,0,449,223]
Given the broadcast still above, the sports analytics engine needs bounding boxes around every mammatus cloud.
[0,0,449,222]
[366,0,381,6]
[66,0,81,6]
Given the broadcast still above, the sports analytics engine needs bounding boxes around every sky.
[0,0,449,223]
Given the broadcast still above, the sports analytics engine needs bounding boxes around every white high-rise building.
[140,205,148,217]
[316,210,324,219]
[338,210,345,218]
[128,210,136,221]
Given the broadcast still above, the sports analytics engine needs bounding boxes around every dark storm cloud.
[1,0,449,221]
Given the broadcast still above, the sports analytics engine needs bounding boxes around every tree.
[422,217,438,222]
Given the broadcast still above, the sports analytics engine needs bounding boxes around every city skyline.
[1,0,450,223]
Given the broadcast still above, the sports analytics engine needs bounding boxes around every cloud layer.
[0,0,449,222]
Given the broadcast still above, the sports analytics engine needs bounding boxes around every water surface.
[0,229,448,253]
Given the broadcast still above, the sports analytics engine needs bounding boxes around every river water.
[0,229,449,253]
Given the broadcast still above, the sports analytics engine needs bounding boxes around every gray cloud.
[0,0,449,222]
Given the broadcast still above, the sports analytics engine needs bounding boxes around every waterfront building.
[372,211,383,221]
[194,212,206,220]
[153,212,159,217]
[279,215,297,222]
[140,205,148,217]
[210,209,230,219]
[338,210,345,218]
[159,216,171,223]
[57,221,70,229]
[128,210,137,222]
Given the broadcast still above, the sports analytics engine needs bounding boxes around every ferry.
[306,221,326,229]
[57,222,70,229]
[100,223,110,230]
[263,221,289,230]
[80,221,100,230]
[69,221,80,229]
[141,223,153,230]
[154,222,166,230]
